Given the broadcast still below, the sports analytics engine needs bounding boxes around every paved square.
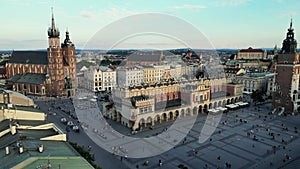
[36,97,300,169]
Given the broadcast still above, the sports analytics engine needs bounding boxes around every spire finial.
[66,27,70,37]
[51,7,55,29]
[290,18,293,29]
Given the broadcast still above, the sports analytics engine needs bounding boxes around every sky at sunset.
[1,0,300,50]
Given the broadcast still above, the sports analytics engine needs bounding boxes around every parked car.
[67,121,74,126]
[60,118,67,123]
[72,125,80,132]
[50,112,56,116]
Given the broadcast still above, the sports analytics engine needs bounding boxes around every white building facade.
[116,66,144,87]
[83,66,116,92]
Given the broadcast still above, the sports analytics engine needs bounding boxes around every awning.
[243,91,252,95]
[225,104,239,109]
[208,109,220,113]
[216,107,228,111]
[235,102,249,106]
[90,98,97,102]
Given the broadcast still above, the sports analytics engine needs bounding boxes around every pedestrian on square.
[143,160,149,166]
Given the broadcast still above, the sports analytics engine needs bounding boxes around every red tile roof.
[240,47,263,53]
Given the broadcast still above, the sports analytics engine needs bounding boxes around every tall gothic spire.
[48,7,60,38]
[51,7,55,29]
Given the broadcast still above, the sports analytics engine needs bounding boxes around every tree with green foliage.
[111,60,121,65]
[0,59,8,66]
[251,90,264,104]
[69,142,102,169]
[178,164,188,169]
[100,59,111,66]
[77,60,96,68]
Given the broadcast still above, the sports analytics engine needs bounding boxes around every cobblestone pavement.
[35,94,300,169]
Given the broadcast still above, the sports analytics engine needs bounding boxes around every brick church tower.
[273,19,300,114]
[61,30,77,96]
[46,10,76,96]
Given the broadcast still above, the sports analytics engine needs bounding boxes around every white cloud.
[6,0,31,6]
[213,0,252,7]
[100,7,138,21]
[171,4,207,10]
[80,10,95,19]
[77,7,137,22]
[37,1,51,6]
[279,11,297,18]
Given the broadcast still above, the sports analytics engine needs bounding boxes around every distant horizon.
[0,47,284,52]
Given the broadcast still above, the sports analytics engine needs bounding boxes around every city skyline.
[1,0,300,50]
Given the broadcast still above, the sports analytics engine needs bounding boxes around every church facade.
[5,12,77,97]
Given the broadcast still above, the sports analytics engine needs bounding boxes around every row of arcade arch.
[110,96,242,130]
